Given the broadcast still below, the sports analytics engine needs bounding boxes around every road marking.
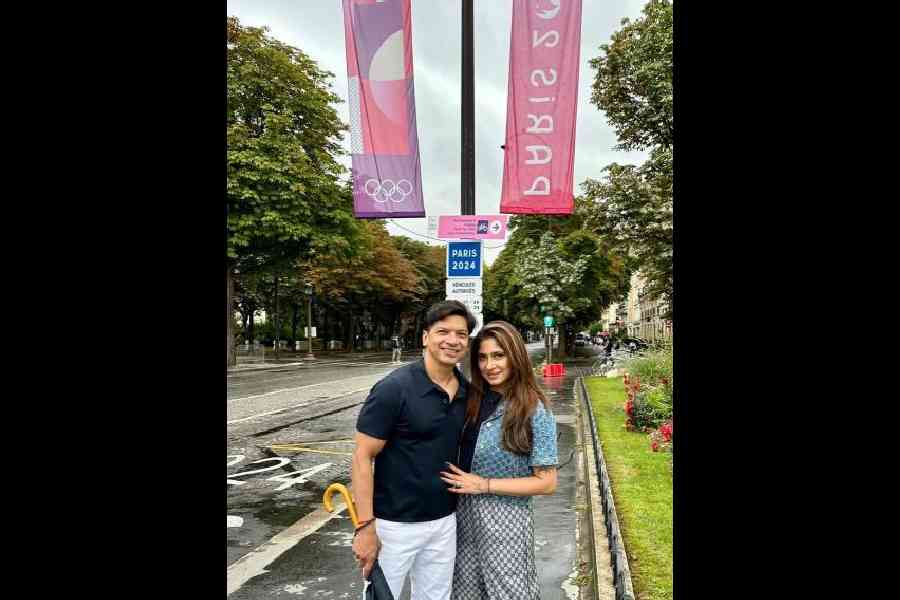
[269,445,354,457]
[227,515,244,528]
[228,370,394,403]
[227,386,373,425]
[227,496,350,595]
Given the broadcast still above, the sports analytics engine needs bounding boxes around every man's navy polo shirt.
[356,359,468,522]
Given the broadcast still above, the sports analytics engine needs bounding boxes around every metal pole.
[461,0,475,215]
[547,329,553,365]
[306,294,315,360]
[545,327,551,365]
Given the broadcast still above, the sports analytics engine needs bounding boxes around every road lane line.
[227,387,373,425]
[228,369,394,403]
[227,497,349,595]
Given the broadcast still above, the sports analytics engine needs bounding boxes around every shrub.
[631,392,669,431]
[623,348,672,384]
[622,347,673,434]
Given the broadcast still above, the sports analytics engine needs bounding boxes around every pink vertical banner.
[343,0,425,218]
[500,0,582,215]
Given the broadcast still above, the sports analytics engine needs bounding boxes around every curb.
[577,375,636,600]
[228,361,309,373]
[229,353,400,374]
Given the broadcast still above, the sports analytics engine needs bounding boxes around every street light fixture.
[304,282,315,360]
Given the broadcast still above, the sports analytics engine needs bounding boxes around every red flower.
[651,440,659,452]
[660,421,672,442]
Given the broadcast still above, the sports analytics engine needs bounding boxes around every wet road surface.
[227,343,602,599]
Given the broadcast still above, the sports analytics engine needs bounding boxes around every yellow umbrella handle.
[322,483,360,528]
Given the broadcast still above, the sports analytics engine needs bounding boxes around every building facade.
[624,271,672,342]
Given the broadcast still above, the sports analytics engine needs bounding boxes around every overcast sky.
[227,0,649,265]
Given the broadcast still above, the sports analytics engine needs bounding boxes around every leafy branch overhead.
[227,16,359,268]
[583,0,673,314]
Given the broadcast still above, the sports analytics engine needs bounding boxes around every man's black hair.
[423,300,478,333]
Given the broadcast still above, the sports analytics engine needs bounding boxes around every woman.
[440,321,558,600]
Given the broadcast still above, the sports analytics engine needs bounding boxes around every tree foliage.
[588,0,673,152]
[227,16,359,269]
[484,209,631,356]
[583,0,673,314]
[227,17,368,358]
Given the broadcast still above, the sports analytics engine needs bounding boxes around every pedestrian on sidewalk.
[391,335,402,363]
[440,320,558,600]
[351,300,478,600]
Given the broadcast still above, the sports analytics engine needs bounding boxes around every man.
[391,334,402,363]
[351,300,477,600]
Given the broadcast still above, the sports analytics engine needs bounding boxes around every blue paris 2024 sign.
[447,241,482,277]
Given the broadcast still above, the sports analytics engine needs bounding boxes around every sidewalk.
[529,350,616,600]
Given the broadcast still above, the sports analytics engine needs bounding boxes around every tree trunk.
[344,309,354,352]
[291,303,299,348]
[556,324,568,359]
[227,264,236,367]
[415,311,423,346]
[273,275,280,358]
[248,300,256,343]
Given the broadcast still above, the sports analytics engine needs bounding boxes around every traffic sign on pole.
[446,241,482,277]
[544,315,554,327]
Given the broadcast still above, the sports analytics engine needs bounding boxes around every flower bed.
[585,376,673,600]
[622,349,673,455]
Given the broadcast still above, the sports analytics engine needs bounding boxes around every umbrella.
[323,483,395,600]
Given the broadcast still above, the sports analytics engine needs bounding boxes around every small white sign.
[446,278,483,296]
[426,215,439,237]
[447,294,482,314]
[304,327,317,337]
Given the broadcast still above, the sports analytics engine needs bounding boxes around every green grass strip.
[584,376,673,600]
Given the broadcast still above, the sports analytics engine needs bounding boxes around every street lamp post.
[304,282,315,360]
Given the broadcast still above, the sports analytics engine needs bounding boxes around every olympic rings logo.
[363,178,414,204]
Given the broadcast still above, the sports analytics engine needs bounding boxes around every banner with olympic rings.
[500,0,582,215]
[342,0,425,218]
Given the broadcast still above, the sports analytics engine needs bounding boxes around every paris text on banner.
[500,0,582,215]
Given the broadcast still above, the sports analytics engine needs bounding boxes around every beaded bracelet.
[353,519,374,538]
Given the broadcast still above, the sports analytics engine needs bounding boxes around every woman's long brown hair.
[466,321,550,455]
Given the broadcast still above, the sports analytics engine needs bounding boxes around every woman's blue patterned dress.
[451,399,558,600]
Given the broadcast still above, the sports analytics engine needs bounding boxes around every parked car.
[574,333,587,347]
[623,338,650,350]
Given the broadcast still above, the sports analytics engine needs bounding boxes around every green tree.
[589,0,672,152]
[582,0,673,316]
[306,221,422,350]
[226,17,360,364]
[485,210,630,357]
[390,237,447,338]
